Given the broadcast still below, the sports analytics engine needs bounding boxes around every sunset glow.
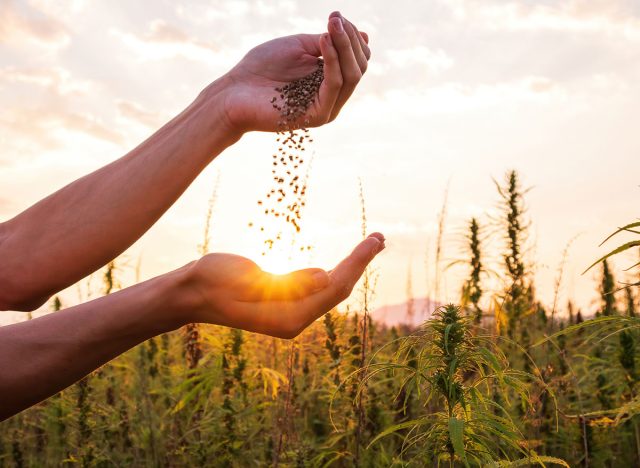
[4,2,640,464]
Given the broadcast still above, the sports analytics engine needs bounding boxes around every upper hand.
[181,233,384,339]
[219,11,370,134]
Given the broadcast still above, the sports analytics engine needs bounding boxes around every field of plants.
[1,170,639,467]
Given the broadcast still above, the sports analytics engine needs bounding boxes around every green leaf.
[444,323,453,354]
[599,221,640,246]
[368,417,433,448]
[534,316,633,346]
[488,455,569,467]
[582,240,640,274]
[478,347,502,373]
[448,417,469,467]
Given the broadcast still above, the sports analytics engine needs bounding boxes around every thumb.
[328,232,386,299]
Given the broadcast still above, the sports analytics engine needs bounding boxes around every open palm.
[186,233,385,338]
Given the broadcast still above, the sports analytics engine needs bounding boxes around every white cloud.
[0,66,92,95]
[111,20,242,68]
[0,107,124,161]
[0,0,70,49]
[353,76,565,121]
[117,100,165,129]
[175,0,296,23]
[386,46,454,73]
[27,0,89,20]
[445,0,640,39]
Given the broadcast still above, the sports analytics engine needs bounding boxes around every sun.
[255,242,312,275]
[247,218,313,275]
[258,253,296,275]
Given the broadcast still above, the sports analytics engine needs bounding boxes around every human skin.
[0,12,383,421]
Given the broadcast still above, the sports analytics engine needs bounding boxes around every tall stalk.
[496,170,530,338]
[434,183,450,303]
[354,180,372,465]
[598,260,616,317]
[463,217,483,324]
[185,182,218,370]
[551,237,577,329]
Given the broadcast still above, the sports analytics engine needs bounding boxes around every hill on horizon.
[370,297,440,328]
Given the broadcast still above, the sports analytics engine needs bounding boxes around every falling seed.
[251,60,323,252]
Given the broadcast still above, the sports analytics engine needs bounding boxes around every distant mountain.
[370,297,440,328]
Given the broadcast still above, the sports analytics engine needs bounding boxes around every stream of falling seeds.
[249,59,324,258]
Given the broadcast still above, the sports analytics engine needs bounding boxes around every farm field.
[2,170,639,467]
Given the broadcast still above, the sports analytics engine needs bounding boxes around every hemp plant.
[450,217,486,324]
[362,305,566,467]
[583,220,640,285]
[495,170,532,339]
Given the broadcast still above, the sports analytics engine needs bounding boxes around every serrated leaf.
[448,417,469,467]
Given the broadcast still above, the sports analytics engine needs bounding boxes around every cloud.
[60,112,124,144]
[351,76,566,123]
[445,0,640,39]
[0,107,124,160]
[175,0,296,23]
[143,19,194,44]
[0,66,92,95]
[385,46,454,74]
[27,0,89,20]
[0,0,70,49]
[527,76,556,93]
[175,1,252,22]
[111,20,234,66]
[117,100,165,129]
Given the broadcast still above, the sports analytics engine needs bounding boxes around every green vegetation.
[1,170,639,467]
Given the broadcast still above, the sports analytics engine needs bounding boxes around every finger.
[328,232,385,296]
[303,232,385,314]
[354,28,371,60]
[315,32,341,124]
[241,268,329,302]
[329,11,369,68]
[329,12,370,46]
[327,14,362,121]
[342,18,369,72]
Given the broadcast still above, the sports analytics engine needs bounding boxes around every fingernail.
[330,17,344,33]
[312,271,329,290]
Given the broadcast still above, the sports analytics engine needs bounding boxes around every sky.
[1,0,640,324]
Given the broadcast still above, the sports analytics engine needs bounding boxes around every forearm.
[0,78,239,310]
[0,266,190,420]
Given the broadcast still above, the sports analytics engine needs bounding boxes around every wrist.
[196,74,245,147]
[158,263,210,329]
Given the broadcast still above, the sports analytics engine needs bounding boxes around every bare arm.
[0,233,385,421]
[0,12,370,310]
[0,83,236,310]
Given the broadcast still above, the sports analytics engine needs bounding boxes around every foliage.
[359,305,561,467]
[2,170,639,467]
